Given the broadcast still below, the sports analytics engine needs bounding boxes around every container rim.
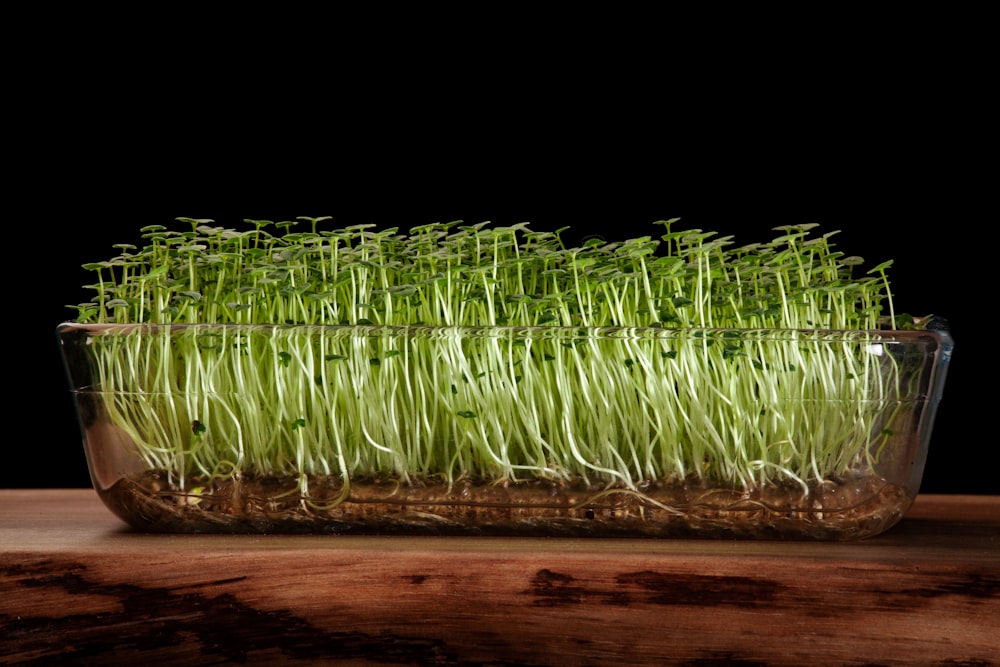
[57,320,954,346]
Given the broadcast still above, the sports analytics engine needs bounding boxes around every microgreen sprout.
[67,216,922,498]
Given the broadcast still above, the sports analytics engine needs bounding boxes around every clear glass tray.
[58,322,953,539]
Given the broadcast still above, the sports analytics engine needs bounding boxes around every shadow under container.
[58,322,953,539]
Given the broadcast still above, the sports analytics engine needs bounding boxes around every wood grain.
[2,490,998,665]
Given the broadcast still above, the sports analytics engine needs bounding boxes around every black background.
[8,11,993,494]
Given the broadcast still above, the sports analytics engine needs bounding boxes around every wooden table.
[2,490,997,666]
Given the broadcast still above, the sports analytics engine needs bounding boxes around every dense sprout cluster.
[69,217,910,495]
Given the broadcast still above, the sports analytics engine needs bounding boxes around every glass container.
[58,322,953,539]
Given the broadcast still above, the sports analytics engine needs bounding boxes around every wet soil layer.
[97,471,913,540]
